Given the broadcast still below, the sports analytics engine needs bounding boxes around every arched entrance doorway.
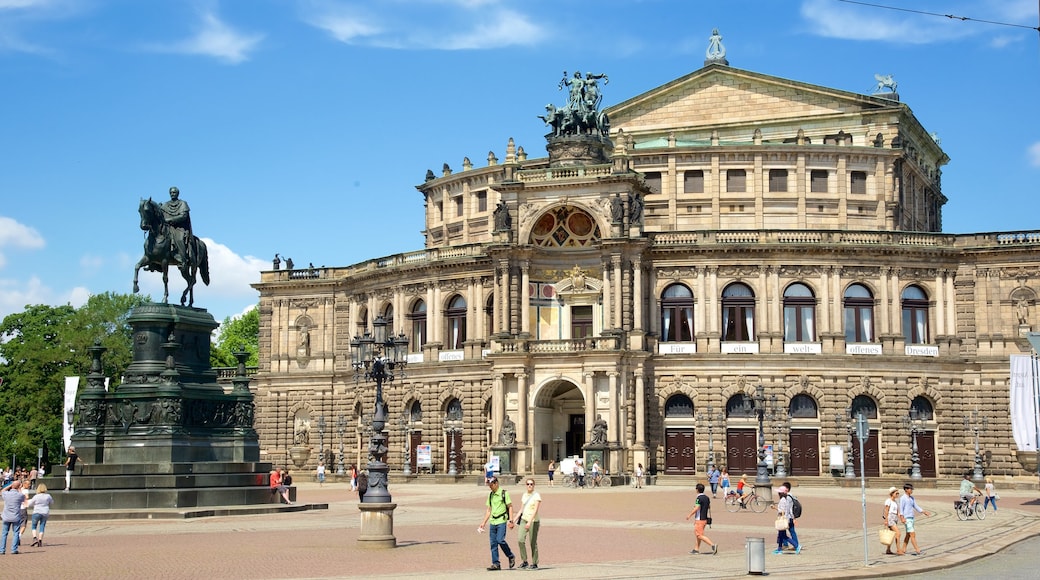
[533,379,586,465]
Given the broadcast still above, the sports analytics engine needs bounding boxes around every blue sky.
[1,0,1037,326]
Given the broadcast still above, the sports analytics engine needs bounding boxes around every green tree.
[0,292,147,469]
[210,306,259,367]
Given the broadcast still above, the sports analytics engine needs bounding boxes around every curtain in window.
[744,308,754,339]
[451,320,460,348]
[859,310,872,342]
[802,308,814,341]
[913,310,926,343]
[662,310,672,341]
[722,309,731,338]
[681,307,693,341]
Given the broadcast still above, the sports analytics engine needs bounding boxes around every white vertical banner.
[1009,355,1036,451]
[63,376,80,451]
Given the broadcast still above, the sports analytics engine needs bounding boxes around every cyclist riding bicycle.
[735,475,748,506]
[958,472,983,510]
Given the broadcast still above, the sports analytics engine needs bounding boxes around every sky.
[1,0,1038,327]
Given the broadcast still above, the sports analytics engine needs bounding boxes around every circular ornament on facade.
[567,212,594,236]
[532,213,556,236]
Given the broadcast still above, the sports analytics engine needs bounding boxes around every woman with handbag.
[774,486,799,555]
[882,486,901,555]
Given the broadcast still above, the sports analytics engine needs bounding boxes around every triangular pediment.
[607,64,903,135]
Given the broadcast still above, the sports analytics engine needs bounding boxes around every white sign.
[721,342,759,354]
[439,350,464,362]
[63,376,80,451]
[829,445,845,468]
[905,345,938,357]
[659,343,697,354]
[784,343,821,354]
[846,344,882,355]
[416,444,432,467]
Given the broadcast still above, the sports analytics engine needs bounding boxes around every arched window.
[726,393,756,418]
[901,285,929,344]
[381,304,394,335]
[446,398,463,421]
[850,394,878,419]
[356,307,368,338]
[789,394,818,418]
[843,284,875,343]
[783,283,816,342]
[665,394,694,417]
[660,284,694,342]
[910,396,934,421]
[446,295,467,349]
[722,283,755,341]
[409,400,423,422]
[408,300,426,353]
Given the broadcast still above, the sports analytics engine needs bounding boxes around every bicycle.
[725,489,768,513]
[588,472,612,488]
[954,492,986,521]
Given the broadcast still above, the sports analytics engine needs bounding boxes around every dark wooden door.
[916,431,936,478]
[566,414,585,457]
[726,429,758,475]
[665,429,697,474]
[788,429,820,476]
[850,429,881,477]
[409,431,422,472]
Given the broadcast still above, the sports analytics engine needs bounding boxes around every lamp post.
[447,422,461,476]
[835,409,856,478]
[696,406,723,474]
[768,396,789,479]
[753,385,772,491]
[317,415,326,467]
[336,415,347,476]
[553,436,563,462]
[350,315,408,504]
[901,409,925,480]
[964,409,988,483]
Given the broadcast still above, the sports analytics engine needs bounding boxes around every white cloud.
[1028,142,1040,167]
[0,215,45,269]
[302,0,545,50]
[0,275,52,322]
[158,10,264,64]
[79,254,104,272]
[133,237,265,303]
[0,0,52,10]
[65,285,91,308]
[799,0,974,44]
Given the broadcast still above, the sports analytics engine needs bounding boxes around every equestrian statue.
[133,186,210,307]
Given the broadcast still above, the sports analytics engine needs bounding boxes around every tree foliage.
[0,292,147,469]
[210,306,259,368]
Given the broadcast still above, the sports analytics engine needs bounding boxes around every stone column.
[634,372,646,448]
[934,270,946,336]
[632,257,644,332]
[602,259,611,330]
[492,373,505,438]
[520,260,531,336]
[517,371,529,472]
[584,372,596,448]
[612,255,623,329]
[945,270,956,336]
[501,260,512,335]
[608,371,619,443]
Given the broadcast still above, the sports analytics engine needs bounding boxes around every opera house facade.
[251,54,1039,481]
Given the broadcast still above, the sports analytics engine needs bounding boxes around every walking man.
[478,476,516,571]
[898,483,930,556]
[1,480,23,554]
[685,483,717,555]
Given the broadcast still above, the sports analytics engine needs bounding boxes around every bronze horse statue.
[133,197,210,307]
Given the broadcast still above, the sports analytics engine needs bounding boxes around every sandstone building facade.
[252,61,1040,481]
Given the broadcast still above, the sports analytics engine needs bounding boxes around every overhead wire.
[836,0,1040,32]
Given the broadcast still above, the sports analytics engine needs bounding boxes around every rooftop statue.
[872,73,898,94]
[133,186,210,307]
[705,28,729,66]
[538,70,610,138]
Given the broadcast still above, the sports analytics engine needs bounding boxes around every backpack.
[791,495,803,518]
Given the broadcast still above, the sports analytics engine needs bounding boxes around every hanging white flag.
[1009,355,1037,451]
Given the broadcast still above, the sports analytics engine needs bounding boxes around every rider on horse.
[161,186,192,265]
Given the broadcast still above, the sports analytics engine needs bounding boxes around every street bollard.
[746,536,766,575]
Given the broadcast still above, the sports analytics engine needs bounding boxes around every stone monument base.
[358,503,397,549]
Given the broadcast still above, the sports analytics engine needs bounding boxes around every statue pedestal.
[490,446,516,474]
[546,134,613,167]
[358,503,397,549]
[583,445,607,471]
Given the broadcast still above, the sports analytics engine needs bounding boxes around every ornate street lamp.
[696,406,724,474]
[964,409,988,482]
[901,409,925,480]
[835,409,856,478]
[336,415,347,476]
[317,415,326,466]
[753,385,771,489]
[350,315,408,504]
[768,396,790,479]
[552,436,563,462]
[447,423,461,476]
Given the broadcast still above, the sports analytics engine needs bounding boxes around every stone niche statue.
[493,201,512,232]
[498,415,517,446]
[590,414,608,445]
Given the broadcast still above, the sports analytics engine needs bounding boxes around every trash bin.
[746,537,766,575]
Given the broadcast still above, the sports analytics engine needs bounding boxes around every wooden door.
[916,431,936,478]
[788,429,820,476]
[409,431,422,472]
[850,429,881,477]
[665,429,697,474]
[726,429,758,475]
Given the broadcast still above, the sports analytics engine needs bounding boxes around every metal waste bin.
[746,537,765,575]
